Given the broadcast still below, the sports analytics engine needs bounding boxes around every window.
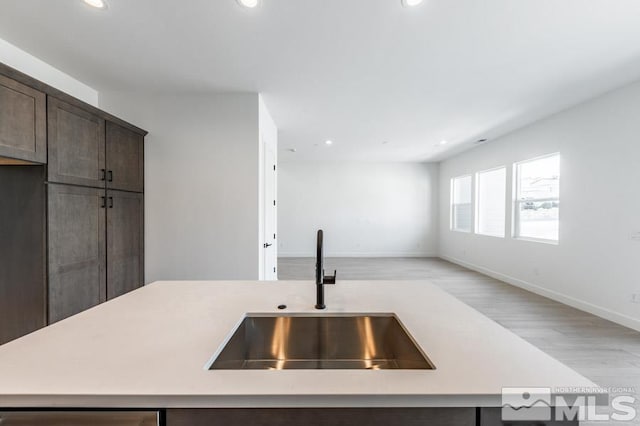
[514,153,560,242]
[451,175,472,232]
[476,167,506,237]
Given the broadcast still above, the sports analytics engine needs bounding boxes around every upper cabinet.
[106,122,144,192]
[0,74,46,163]
[47,99,145,192]
[48,97,106,188]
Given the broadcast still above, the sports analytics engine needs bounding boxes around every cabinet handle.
[109,197,114,209]
[101,196,106,208]
[108,170,113,182]
[101,169,106,181]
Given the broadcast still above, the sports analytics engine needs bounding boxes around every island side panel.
[166,408,476,426]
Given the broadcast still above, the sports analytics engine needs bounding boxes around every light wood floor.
[279,257,640,425]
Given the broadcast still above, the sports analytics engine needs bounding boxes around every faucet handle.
[323,269,337,285]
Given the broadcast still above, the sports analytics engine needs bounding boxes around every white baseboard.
[440,255,640,333]
[279,252,437,258]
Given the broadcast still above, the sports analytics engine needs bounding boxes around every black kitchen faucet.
[315,229,337,309]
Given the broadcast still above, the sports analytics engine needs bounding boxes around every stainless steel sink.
[209,314,434,370]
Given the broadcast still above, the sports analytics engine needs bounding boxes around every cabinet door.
[167,408,476,426]
[48,97,106,188]
[0,74,46,163]
[107,190,144,299]
[106,121,144,192]
[48,184,106,323]
[0,411,159,426]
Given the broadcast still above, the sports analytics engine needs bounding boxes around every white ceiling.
[2,0,640,162]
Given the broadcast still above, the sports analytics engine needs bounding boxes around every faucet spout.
[316,229,323,287]
[315,229,336,310]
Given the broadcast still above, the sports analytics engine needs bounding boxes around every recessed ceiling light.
[439,140,449,145]
[402,0,424,7]
[325,140,333,146]
[237,0,260,8]
[83,0,108,9]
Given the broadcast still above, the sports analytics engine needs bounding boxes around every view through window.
[514,153,560,241]
[451,175,472,232]
[477,167,506,237]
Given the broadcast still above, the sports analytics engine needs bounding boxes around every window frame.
[475,165,507,238]
[450,174,473,233]
[513,153,560,244]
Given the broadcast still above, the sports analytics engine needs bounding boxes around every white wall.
[439,80,640,331]
[100,92,263,282]
[0,38,98,106]
[279,162,439,257]
[1,38,276,282]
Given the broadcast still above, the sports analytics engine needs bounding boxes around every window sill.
[514,236,559,245]
[476,232,505,239]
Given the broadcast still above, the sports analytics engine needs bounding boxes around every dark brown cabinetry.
[48,184,106,323]
[0,62,146,336]
[0,411,159,425]
[166,408,476,426]
[44,90,146,322]
[0,74,46,163]
[107,190,144,300]
[48,100,144,192]
[106,122,144,192]
[48,185,145,323]
[47,97,106,188]
[0,166,46,344]
[167,408,579,426]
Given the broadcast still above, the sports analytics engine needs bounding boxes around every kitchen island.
[0,280,597,425]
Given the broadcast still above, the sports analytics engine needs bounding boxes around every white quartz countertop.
[0,280,597,408]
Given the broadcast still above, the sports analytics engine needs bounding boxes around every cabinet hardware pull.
[109,197,114,208]
[108,170,113,182]
[101,169,106,181]
[101,196,106,208]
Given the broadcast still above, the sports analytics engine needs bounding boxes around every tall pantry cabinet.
[46,97,145,323]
